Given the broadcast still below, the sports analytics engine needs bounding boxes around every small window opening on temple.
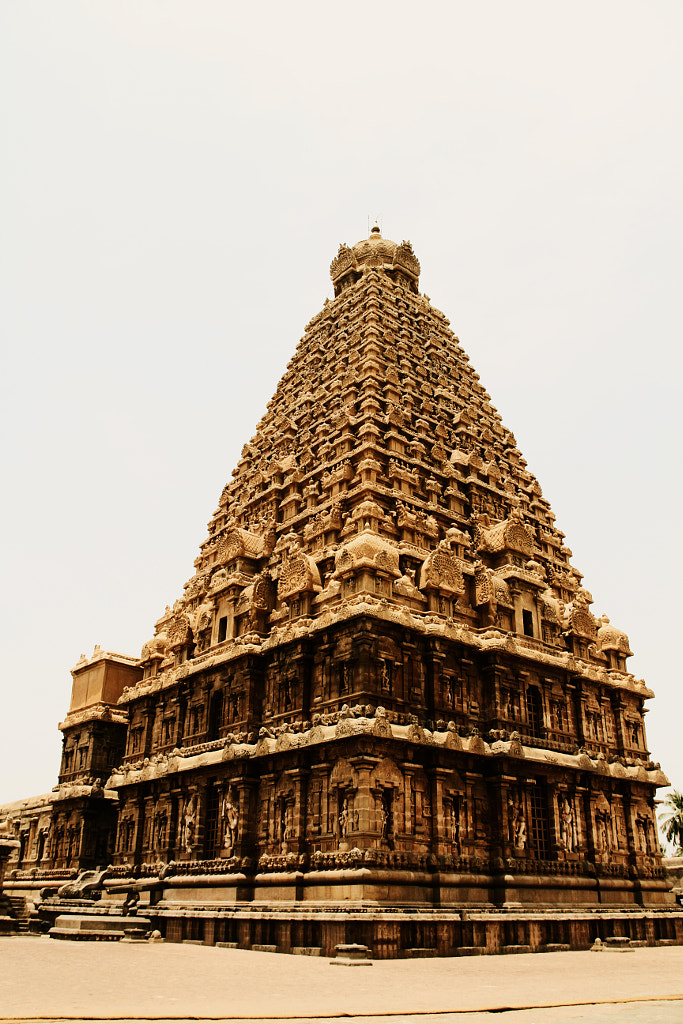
[522,610,534,637]
[217,616,228,643]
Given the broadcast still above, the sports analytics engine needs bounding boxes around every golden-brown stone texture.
[4,229,671,921]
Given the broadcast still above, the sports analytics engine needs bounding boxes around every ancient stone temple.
[4,226,681,954]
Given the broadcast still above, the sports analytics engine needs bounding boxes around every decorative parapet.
[117,595,656,709]
[53,781,118,803]
[72,648,139,672]
[59,702,128,729]
[105,703,667,791]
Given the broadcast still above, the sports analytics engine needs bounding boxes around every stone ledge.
[49,928,123,941]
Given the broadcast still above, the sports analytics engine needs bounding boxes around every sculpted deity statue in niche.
[182,792,200,854]
[339,796,350,838]
[637,816,652,855]
[597,812,611,853]
[155,810,168,849]
[559,797,576,853]
[514,814,527,850]
[450,799,461,849]
[508,795,527,850]
[376,786,393,835]
[221,787,239,855]
[276,798,294,852]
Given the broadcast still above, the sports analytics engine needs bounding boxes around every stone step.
[48,914,152,942]
[7,896,30,932]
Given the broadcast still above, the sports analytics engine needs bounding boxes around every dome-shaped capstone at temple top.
[330,224,421,295]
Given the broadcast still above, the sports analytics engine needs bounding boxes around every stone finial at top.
[330,226,421,296]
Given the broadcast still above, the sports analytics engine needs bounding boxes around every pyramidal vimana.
[2,227,678,954]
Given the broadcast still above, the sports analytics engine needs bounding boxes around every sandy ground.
[0,935,682,1023]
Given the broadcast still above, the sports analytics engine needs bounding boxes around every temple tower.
[29,227,676,953]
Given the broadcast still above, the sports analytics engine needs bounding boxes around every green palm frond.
[658,790,683,854]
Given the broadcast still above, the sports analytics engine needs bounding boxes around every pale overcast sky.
[1,2,681,812]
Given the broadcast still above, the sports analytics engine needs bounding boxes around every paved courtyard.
[1,935,682,1024]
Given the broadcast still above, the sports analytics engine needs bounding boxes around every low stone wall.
[126,864,677,910]
[32,889,683,955]
[155,907,683,957]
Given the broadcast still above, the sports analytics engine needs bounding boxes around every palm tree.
[659,790,683,856]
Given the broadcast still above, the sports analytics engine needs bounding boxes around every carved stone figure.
[450,800,461,848]
[514,814,527,850]
[57,867,109,900]
[559,797,575,853]
[339,797,350,839]
[221,787,239,855]
[182,793,200,854]
[508,796,527,850]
